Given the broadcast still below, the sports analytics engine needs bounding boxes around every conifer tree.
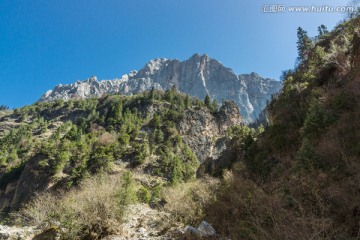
[149,87,155,100]
[317,24,328,36]
[113,100,123,120]
[204,94,211,108]
[297,27,313,63]
[212,98,218,111]
[185,94,190,109]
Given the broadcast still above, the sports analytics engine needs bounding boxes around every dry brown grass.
[96,132,117,146]
[162,177,220,225]
[203,164,350,240]
[18,173,135,239]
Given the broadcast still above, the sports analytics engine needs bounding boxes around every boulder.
[184,226,202,239]
[197,221,216,237]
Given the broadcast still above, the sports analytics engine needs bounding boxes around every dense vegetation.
[1,88,204,187]
[205,15,360,239]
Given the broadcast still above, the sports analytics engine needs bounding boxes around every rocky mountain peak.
[189,53,209,60]
[86,76,98,83]
[141,58,170,75]
[39,54,282,123]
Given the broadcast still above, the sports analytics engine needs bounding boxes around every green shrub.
[118,133,130,146]
[150,183,163,205]
[150,114,161,128]
[154,129,164,143]
[331,90,356,111]
[88,146,115,173]
[169,155,183,185]
[133,142,149,166]
[249,150,271,181]
[117,172,137,206]
[163,178,219,225]
[267,124,288,152]
[182,146,199,181]
[137,186,151,204]
[296,138,322,170]
[50,140,71,174]
[303,101,335,138]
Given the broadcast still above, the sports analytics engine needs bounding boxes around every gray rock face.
[184,226,202,239]
[39,54,282,123]
[177,101,242,163]
[184,221,217,239]
[0,154,52,211]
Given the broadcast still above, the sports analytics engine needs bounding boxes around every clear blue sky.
[0,0,350,108]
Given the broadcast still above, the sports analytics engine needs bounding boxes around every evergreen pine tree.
[149,87,155,100]
[211,98,218,112]
[297,27,313,63]
[184,94,190,109]
[317,24,328,36]
[204,94,211,108]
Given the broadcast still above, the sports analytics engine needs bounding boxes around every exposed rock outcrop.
[184,221,220,239]
[0,225,39,240]
[178,101,242,163]
[0,154,53,211]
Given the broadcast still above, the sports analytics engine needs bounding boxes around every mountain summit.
[39,54,282,123]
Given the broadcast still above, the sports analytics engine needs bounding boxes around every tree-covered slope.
[0,88,244,211]
[205,16,360,239]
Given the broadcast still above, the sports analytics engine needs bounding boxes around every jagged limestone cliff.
[39,54,281,123]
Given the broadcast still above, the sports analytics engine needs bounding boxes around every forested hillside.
[204,15,360,239]
[0,87,253,239]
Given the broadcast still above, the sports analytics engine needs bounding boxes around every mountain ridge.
[39,54,282,123]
